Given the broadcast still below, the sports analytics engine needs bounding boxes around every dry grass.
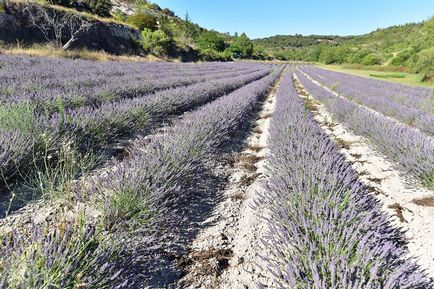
[412,196,434,207]
[350,153,362,159]
[334,137,352,150]
[260,112,273,119]
[10,0,135,27]
[367,177,382,184]
[252,126,263,134]
[245,144,264,152]
[238,173,261,187]
[178,247,233,277]
[230,192,245,201]
[388,203,406,223]
[0,44,166,62]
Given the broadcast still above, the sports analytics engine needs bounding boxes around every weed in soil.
[388,203,407,223]
[412,196,434,207]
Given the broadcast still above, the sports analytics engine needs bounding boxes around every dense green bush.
[112,9,127,22]
[48,0,72,7]
[227,33,253,58]
[361,53,383,65]
[390,49,413,66]
[141,28,171,55]
[195,31,226,52]
[198,48,231,61]
[127,12,158,31]
[413,47,434,81]
[85,0,112,17]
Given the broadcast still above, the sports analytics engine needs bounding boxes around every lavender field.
[0,56,433,289]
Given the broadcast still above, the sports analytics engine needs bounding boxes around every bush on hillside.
[195,31,226,52]
[85,0,112,17]
[141,28,171,55]
[390,49,413,66]
[127,11,158,31]
[112,9,127,22]
[198,48,231,61]
[48,0,72,7]
[227,33,253,58]
[413,47,434,82]
[361,53,383,65]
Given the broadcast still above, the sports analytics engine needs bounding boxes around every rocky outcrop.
[0,2,143,55]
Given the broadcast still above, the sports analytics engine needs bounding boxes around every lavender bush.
[0,64,283,288]
[296,70,434,189]
[299,65,434,136]
[262,70,430,288]
[0,58,274,192]
[0,55,272,112]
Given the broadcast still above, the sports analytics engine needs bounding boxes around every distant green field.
[316,64,434,88]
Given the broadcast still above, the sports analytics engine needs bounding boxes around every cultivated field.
[0,56,433,288]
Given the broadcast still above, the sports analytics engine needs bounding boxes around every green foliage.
[195,31,226,52]
[79,0,112,17]
[198,48,231,61]
[361,53,382,65]
[251,18,433,81]
[127,11,158,31]
[390,49,413,66]
[227,33,253,58]
[102,187,151,230]
[0,102,37,135]
[369,73,405,79]
[48,0,72,7]
[112,9,127,22]
[30,138,100,200]
[141,28,172,55]
[413,47,434,81]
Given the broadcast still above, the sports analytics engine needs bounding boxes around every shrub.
[390,49,413,66]
[141,28,171,55]
[361,53,382,65]
[198,48,231,61]
[227,33,253,58]
[85,0,112,17]
[414,47,434,73]
[112,9,127,22]
[48,0,72,7]
[0,102,37,135]
[195,31,226,52]
[127,11,158,31]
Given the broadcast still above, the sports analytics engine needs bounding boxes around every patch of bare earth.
[179,76,282,289]
[293,72,434,278]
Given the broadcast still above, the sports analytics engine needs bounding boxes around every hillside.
[253,18,434,81]
[0,0,260,61]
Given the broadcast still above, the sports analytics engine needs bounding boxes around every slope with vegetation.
[254,18,434,82]
[0,0,260,61]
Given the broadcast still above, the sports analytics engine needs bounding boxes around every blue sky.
[152,0,434,39]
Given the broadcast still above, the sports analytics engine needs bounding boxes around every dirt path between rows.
[293,72,434,279]
[179,74,282,289]
[296,67,434,142]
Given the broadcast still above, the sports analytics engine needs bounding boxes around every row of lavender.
[298,65,434,136]
[296,70,434,189]
[0,67,283,288]
[0,63,274,188]
[0,56,271,112]
[262,70,430,288]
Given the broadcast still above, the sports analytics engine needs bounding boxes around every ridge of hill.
[253,19,434,81]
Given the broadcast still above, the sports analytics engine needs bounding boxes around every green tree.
[195,31,226,52]
[227,33,253,58]
[85,0,112,17]
[141,28,172,55]
[127,12,158,31]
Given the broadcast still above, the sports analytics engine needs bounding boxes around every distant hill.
[253,18,434,81]
[253,34,354,49]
